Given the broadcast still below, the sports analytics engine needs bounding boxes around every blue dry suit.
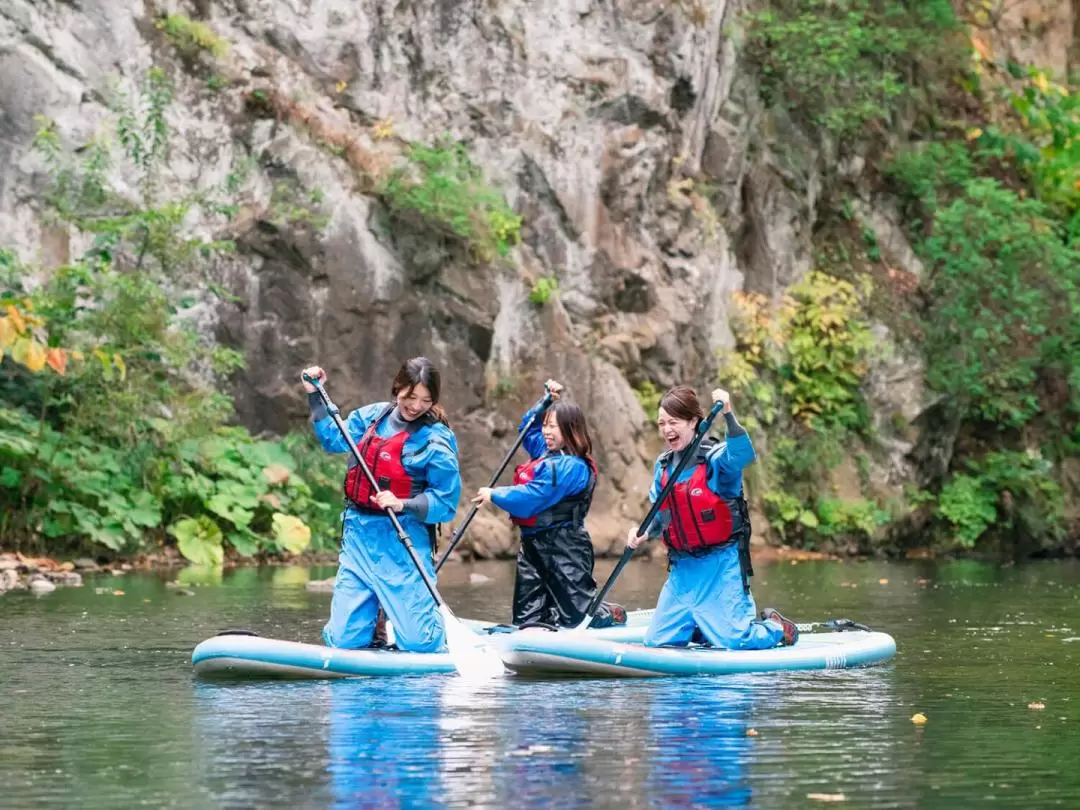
[643,412,784,649]
[310,395,462,652]
[490,401,620,628]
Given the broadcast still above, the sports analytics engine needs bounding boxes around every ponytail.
[429,403,450,428]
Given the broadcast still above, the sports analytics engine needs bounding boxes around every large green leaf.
[169,516,224,566]
[226,529,261,558]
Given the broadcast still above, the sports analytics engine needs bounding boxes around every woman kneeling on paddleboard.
[627,385,798,649]
[472,380,626,630]
[302,358,462,652]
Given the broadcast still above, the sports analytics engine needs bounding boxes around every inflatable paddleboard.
[191,610,655,680]
[499,629,897,678]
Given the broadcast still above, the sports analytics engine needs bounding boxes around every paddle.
[303,373,505,679]
[572,399,727,632]
[434,386,555,571]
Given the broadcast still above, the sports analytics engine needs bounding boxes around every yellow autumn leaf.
[966,127,983,141]
[0,316,16,348]
[6,305,26,335]
[1033,72,1050,94]
[12,338,48,373]
[372,116,394,140]
[113,353,127,380]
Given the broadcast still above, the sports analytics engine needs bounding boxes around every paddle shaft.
[304,375,444,608]
[434,390,554,571]
[578,400,726,626]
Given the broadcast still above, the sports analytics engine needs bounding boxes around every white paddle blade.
[441,605,506,679]
[571,613,594,632]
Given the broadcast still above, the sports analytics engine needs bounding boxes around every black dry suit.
[490,415,625,629]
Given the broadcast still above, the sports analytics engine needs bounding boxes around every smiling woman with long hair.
[301,357,461,652]
[626,384,798,649]
[472,379,626,630]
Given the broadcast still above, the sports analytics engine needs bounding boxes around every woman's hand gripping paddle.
[304,373,505,679]
[572,400,726,632]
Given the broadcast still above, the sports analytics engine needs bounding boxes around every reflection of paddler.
[646,679,757,807]
[327,679,441,810]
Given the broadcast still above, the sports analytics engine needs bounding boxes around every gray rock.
[29,577,56,595]
[7,0,1044,555]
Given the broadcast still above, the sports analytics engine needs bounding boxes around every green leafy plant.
[919,179,1080,427]
[376,137,522,263]
[0,70,339,562]
[721,272,874,432]
[743,0,961,140]
[937,451,1064,549]
[156,14,229,60]
[633,380,664,421]
[528,276,559,306]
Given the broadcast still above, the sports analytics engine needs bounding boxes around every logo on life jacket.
[510,455,597,530]
[344,405,420,510]
[658,440,744,554]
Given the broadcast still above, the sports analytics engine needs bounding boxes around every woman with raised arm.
[302,358,462,652]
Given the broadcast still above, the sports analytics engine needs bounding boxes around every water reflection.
[15,557,1072,810]
[327,678,451,809]
[645,680,755,807]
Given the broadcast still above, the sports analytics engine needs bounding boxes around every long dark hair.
[391,356,449,427]
[659,385,705,424]
[546,399,592,458]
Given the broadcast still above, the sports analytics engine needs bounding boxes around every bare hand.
[545,379,564,401]
[471,487,493,506]
[626,526,648,550]
[711,388,731,414]
[301,366,327,393]
[371,491,404,512]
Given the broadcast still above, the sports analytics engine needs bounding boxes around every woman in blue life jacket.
[472,380,626,630]
[301,357,462,653]
[627,384,798,649]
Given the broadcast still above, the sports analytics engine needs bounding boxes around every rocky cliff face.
[1,0,1075,557]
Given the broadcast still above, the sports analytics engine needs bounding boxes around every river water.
[2,556,1079,808]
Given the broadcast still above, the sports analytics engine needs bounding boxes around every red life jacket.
[344,405,420,510]
[510,455,597,530]
[658,439,746,554]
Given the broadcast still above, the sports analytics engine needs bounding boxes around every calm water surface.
[2,556,1079,808]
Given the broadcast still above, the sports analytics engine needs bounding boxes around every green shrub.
[376,137,522,263]
[0,70,336,563]
[156,14,229,60]
[743,0,960,140]
[920,179,1080,427]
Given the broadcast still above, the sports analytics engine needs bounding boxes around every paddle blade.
[570,614,594,632]
[441,605,506,679]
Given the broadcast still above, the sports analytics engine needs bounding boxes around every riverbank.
[0,543,907,598]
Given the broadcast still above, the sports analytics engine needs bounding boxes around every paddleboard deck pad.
[499,629,897,678]
[191,610,655,680]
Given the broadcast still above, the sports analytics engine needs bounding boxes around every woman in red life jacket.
[626,385,799,649]
[301,358,462,652]
[472,380,627,629]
